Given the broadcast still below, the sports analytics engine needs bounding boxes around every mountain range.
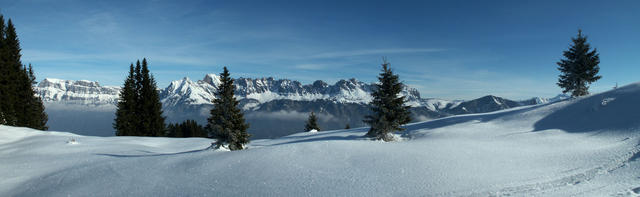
[35,74,568,138]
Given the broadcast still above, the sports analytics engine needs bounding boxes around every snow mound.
[534,82,640,133]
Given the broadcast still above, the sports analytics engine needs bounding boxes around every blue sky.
[1,0,639,100]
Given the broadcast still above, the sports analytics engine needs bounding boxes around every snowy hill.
[3,82,640,196]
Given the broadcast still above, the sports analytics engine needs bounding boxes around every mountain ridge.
[35,75,566,138]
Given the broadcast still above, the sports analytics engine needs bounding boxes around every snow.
[2,83,640,196]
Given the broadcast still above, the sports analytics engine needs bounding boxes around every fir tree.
[206,67,250,150]
[363,58,411,141]
[24,64,47,130]
[0,15,10,125]
[0,16,47,129]
[304,111,320,131]
[114,64,138,136]
[113,59,165,136]
[557,30,602,97]
[139,58,165,136]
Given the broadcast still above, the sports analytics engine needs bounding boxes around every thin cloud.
[294,63,328,70]
[309,48,446,59]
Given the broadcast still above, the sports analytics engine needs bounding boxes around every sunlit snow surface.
[2,83,640,196]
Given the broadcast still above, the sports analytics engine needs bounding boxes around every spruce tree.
[0,18,19,126]
[206,67,250,150]
[113,59,165,136]
[139,58,165,136]
[0,17,47,129]
[304,111,320,131]
[114,64,138,136]
[0,15,9,125]
[557,30,602,97]
[23,64,47,130]
[363,58,411,141]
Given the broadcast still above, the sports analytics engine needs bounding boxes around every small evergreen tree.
[363,58,411,141]
[206,67,250,150]
[304,111,320,131]
[344,124,350,129]
[557,30,602,97]
[24,64,48,130]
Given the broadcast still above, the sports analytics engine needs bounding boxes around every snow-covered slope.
[3,82,640,196]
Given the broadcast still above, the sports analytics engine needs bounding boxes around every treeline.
[166,120,207,138]
[0,15,47,130]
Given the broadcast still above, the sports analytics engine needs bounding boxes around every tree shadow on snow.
[270,131,366,146]
[95,147,211,158]
[402,102,554,134]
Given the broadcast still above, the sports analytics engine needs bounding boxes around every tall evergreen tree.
[114,64,138,136]
[0,16,47,129]
[0,15,8,125]
[206,67,250,150]
[139,58,165,136]
[113,59,165,136]
[363,58,411,141]
[304,111,320,131]
[557,30,602,97]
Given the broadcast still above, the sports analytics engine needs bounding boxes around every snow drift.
[2,83,640,196]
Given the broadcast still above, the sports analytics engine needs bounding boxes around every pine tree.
[206,67,250,150]
[114,64,138,136]
[0,15,9,125]
[0,17,47,129]
[363,58,411,141]
[0,18,19,126]
[113,59,165,136]
[557,30,602,97]
[139,58,165,136]
[304,111,320,131]
[24,64,47,130]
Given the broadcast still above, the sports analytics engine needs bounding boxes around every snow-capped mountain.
[159,74,422,107]
[35,75,549,138]
[36,78,120,105]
